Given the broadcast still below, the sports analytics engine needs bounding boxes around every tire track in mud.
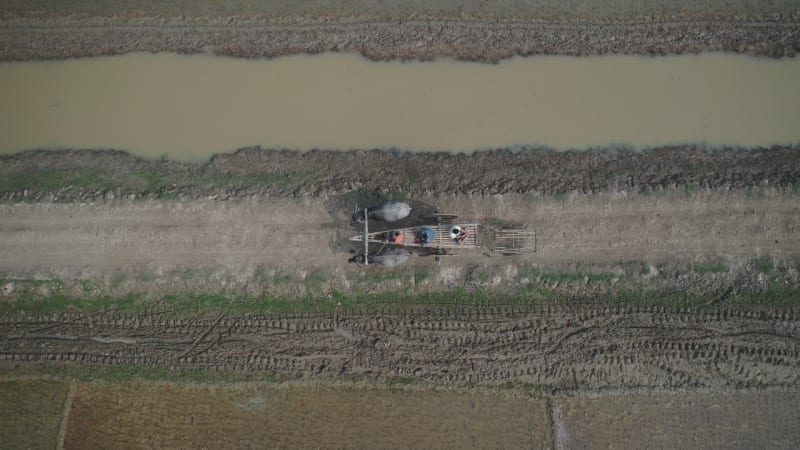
[2,305,799,390]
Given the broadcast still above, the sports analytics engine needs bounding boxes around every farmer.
[386,230,404,244]
[450,225,468,245]
[416,227,435,244]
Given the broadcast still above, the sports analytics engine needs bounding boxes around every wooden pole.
[364,208,369,266]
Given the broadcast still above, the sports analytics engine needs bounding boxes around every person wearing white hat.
[450,225,468,245]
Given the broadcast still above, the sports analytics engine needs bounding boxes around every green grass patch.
[403,170,420,184]
[305,272,328,284]
[4,272,800,316]
[111,273,128,288]
[0,292,151,315]
[78,280,97,294]
[725,279,800,309]
[586,273,614,282]
[0,364,283,384]
[88,365,258,383]
[386,376,420,389]
[272,273,294,285]
[179,270,195,281]
[540,272,583,283]
[0,169,118,192]
[133,170,169,191]
[685,184,699,194]
[0,290,347,316]
[347,270,407,284]
[414,269,431,284]
[136,271,157,282]
[474,271,493,283]
[514,267,614,285]
[691,261,729,274]
[607,288,692,308]
[330,289,350,304]
[0,169,62,191]
[622,262,651,276]
[0,379,69,449]
[754,256,774,274]
[339,191,377,207]
[0,278,48,288]
[514,265,539,281]
[383,191,408,201]
[360,286,566,309]
[189,171,305,190]
[256,270,295,285]
[160,292,352,315]
[69,172,117,190]
[0,166,316,197]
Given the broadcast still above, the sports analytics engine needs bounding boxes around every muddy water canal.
[1,52,799,160]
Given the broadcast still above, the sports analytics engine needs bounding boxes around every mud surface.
[557,390,800,449]
[4,376,797,448]
[0,379,68,449]
[2,146,800,202]
[1,1,799,61]
[2,19,799,62]
[4,0,797,21]
[3,303,799,390]
[62,383,550,448]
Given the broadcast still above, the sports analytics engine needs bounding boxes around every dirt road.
[0,198,338,278]
[1,191,797,280]
[1,189,798,392]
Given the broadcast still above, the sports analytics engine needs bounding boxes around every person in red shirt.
[387,230,404,244]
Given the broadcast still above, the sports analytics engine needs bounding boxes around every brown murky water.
[1,52,799,160]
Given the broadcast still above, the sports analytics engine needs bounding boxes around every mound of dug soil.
[2,15,799,62]
[1,146,798,202]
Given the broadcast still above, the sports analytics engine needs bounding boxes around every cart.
[348,206,535,265]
